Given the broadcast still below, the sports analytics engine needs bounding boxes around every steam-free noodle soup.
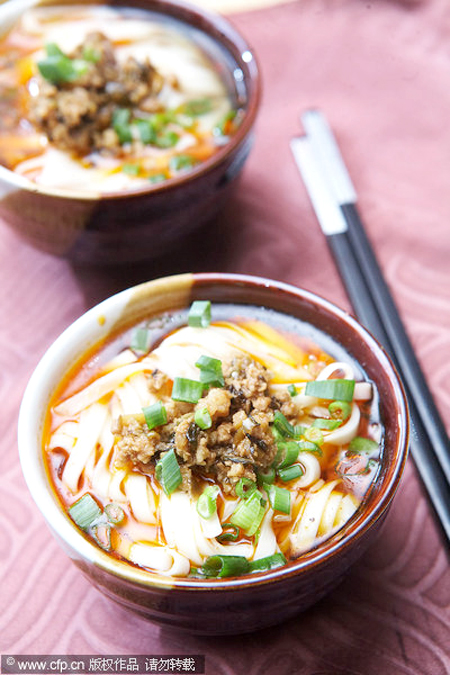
[44,302,383,579]
[0,4,240,193]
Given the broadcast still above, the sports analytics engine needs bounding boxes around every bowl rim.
[0,0,261,201]
[18,272,409,591]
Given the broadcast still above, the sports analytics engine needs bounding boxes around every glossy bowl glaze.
[0,0,260,264]
[18,273,409,634]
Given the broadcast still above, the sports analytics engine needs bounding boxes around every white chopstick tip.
[290,136,348,236]
[301,110,358,206]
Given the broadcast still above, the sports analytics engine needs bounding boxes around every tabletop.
[1,0,449,673]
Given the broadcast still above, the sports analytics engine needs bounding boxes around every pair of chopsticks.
[291,110,450,544]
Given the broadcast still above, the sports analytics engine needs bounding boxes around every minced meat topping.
[29,32,167,156]
[112,356,297,496]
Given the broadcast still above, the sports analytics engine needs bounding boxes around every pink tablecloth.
[1,0,449,673]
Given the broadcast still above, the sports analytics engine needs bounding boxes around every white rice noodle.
[124,474,157,525]
[129,543,190,577]
[199,510,223,539]
[316,362,355,381]
[115,374,157,414]
[354,381,372,401]
[49,420,78,452]
[54,358,158,417]
[253,507,279,561]
[323,403,360,445]
[62,402,108,493]
[294,453,321,489]
[290,479,340,554]
[160,492,253,566]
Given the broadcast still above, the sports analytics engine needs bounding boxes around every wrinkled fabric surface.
[1,0,449,673]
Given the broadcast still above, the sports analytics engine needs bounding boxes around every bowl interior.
[18,273,409,592]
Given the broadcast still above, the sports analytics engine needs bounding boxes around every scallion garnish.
[257,466,276,485]
[148,173,167,184]
[230,490,265,536]
[92,522,111,550]
[328,400,352,421]
[182,98,212,116]
[130,326,152,355]
[155,449,182,496]
[278,464,303,482]
[169,154,195,172]
[37,43,89,84]
[311,418,342,430]
[235,477,257,500]
[202,554,250,578]
[122,163,140,176]
[216,523,240,542]
[171,377,204,403]
[248,552,287,573]
[195,355,224,388]
[155,130,179,148]
[274,440,299,469]
[142,401,167,430]
[304,379,355,402]
[213,109,237,137]
[196,485,220,519]
[188,300,211,328]
[272,411,303,439]
[194,406,212,430]
[112,108,132,144]
[68,493,102,530]
[104,503,125,525]
[134,118,157,145]
[303,426,324,446]
[349,436,379,455]
[287,384,297,397]
[265,484,291,515]
[297,440,323,455]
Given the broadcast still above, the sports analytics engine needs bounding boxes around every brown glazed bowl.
[0,0,260,264]
[18,273,409,634]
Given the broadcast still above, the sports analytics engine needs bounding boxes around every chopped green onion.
[134,118,157,144]
[235,478,257,500]
[46,42,65,57]
[82,46,101,63]
[181,98,212,116]
[213,109,237,136]
[170,154,195,172]
[349,436,379,455]
[305,379,355,402]
[328,400,352,420]
[287,384,297,397]
[188,300,211,328]
[68,494,102,530]
[278,464,303,482]
[130,326,151,355]
[171,377,204,403]
[248,552,287,573]
[155,130,179,148]
[112,108,132,144]
[202,555,250,578]
[196,485,220,519]
[303,426,324,446]
[142,401,167,430]
[230,490,265,536]
[104,503,125,525]
[92,522,111,550]
[155,449,182,496]
[216,523,239,542]
[257,467,276,485]
[194,406,212,430]
[311,418,342,430]
[274,440,299,469]
[297,440,323,455]
[122,163,140,176]
[148,173,167,184]
[38,55,83,84]
[195,355,224,388]
[265,484,291,515]
[272,411,303,439]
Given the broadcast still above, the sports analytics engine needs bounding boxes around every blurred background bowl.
[18,273,409,635]
[0,0,260,264]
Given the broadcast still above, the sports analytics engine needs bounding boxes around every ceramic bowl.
[18,273,409,634]
[0,0,260,264]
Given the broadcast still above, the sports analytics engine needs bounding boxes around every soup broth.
[44,302,383,579]
[0,4,240,193]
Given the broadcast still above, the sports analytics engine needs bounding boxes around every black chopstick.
[291,130,450,543]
